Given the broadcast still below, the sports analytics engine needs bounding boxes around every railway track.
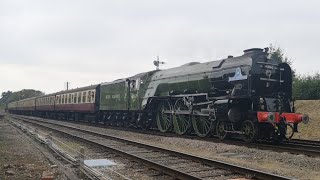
[9,114,320,158]
[288,139,320,146]
[9,115,292,180]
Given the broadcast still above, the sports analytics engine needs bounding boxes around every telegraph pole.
[65,82,71,90]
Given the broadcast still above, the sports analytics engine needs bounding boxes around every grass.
[293,100,320,140]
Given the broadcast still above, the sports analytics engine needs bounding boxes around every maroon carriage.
[35,94,56,113]
[15,97,36,115]
[54,85,98,120]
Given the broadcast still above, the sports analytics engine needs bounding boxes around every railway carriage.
[54,85,99,120]
[35,94,56,117]
[10,97,36,116]
[7,101,17,112]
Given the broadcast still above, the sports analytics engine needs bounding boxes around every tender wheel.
[192,115,215,137]
[156,100,173,133]
[216,121,227,140]
[241,120,258,142]
[173,99,191,135]
[285,123,294,139]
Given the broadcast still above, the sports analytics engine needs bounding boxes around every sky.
[1,0,320,94]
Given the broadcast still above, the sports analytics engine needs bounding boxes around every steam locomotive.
[7,48,309,142]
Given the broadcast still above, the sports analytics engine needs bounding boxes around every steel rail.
[288,139,320,146]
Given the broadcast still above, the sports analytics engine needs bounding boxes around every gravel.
[15,118,172,180]
[0,118,56,179]
[37,118,320,180]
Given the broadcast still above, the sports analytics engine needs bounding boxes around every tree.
[270,44,301,99]
[270,44,320,100]
[292,73,320,100]
[269,44,293,66]
[0,91,12,103]
[0,89,45,105]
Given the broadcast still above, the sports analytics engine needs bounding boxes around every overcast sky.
[1,0,319,94]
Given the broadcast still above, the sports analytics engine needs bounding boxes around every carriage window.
[82,92,87,103]
[78,92,82,103]
[67,94,70,103]
[62,95,65,104]
[65,94,68,104]
[71,94,74,103]
[74,93,77,103]
[87,91,91,103]
[91,91,95,102]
